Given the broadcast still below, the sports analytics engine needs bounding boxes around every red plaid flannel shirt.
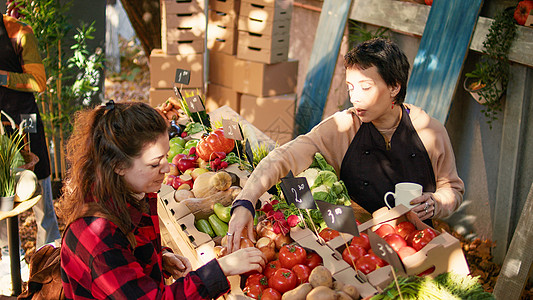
[60,192,230,299]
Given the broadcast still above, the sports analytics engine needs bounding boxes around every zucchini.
[195,218,215,237]
[208,214,229,237]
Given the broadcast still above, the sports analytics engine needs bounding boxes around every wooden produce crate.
[240,0,293,23]
[149,49,204,89]
[207,10,238,55]
[209,0,241,16]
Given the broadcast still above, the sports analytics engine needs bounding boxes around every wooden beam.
[493,183,533,298]
[294,0,353,135]
[404,0,483,124]
[348,0,533,68]
[492,65,532,263]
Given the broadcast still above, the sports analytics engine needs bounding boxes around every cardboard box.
[161,0,205,15]
[329,205,470,280]
[150,49,204,88]
[238,16,290,36]
[149,88,200,107]
[209,0,241,15]
[240,93,295,144]
[207,10,238,54]
[206,83,241,112]
[208,51,236,88]
[238,30,290,50]
[163,38,205,55]
[233,58,298,96]
[240,0,293,22]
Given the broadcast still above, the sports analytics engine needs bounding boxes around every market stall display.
[153,101,478,299]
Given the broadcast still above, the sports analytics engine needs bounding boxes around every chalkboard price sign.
[222,119,244,140]
[280,176,316,209]
[175,69,191,85]
[185,95,205,113]
[315,200,359,237]
[367,231,405,273]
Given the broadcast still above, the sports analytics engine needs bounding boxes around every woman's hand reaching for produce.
[409,193,435,220]
[218,247,267,276]
[227,205,255,253]
[162,251,193,279]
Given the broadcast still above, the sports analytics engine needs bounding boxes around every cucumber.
[195,219,215,237]
[208,214,229,237]
[213,203,231,223]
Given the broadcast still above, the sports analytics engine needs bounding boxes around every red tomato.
[305,252,323,270]
[384,233,407,252]
[425,0,432,5]
[291,264,311,284]
[350,232,371,251]
[279,244,307,269]
[395,221,416,239]
[355,254,378,275]
[318,228,340,242]
[261,288,282,300]
[263,260,281,278]
[245,273,268,290]
[417,266,436,277]
[410,228,438,251]
[196,128,235,161]
[369,253,388,268]
[243,284,263,299]
[374,224,396,238]
[342,244,367,267]
[268,268,298,294]
[397,246,417,260]
[514,0,533,25]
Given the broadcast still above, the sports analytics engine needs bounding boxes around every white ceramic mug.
[384,182,423,210]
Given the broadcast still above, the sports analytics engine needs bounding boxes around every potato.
[342,284,360,300]
[308,266,333,288]
[306,286,337,300]
[333,280,345,291]
[281,283,312,300]
[337,291,353,300]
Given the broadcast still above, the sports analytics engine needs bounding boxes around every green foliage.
[0,128,26,197]
[465,8,517,128]
[371,272,494,300]
[348,20,390,46]
[14,0,105,177]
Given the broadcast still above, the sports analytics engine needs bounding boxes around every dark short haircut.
[344,38,410,104]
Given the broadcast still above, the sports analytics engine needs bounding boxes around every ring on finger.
[424,202,429,210]
[425,207,428,214]
[226,232,233,236]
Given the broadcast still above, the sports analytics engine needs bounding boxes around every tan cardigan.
[238,104,464,219]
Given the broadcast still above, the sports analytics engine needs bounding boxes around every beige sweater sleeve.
[236,105,464,219]
[236,109,360,207]
[407,104,465,218]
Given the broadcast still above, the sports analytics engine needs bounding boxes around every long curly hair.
[58,101,168,235]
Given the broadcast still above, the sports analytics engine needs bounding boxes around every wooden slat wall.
[349,0,533,68]
[294,0,353,136]
[404,0,483,124]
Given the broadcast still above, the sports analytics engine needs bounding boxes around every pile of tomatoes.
[243,244,323,300]
[319,220,439,276]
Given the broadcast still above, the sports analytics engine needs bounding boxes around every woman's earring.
[391,102,395,109]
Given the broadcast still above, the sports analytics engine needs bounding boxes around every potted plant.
[0,113,26,211]
[464,7,517,128]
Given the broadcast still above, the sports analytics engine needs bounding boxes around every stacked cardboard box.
[237,0,292,64]
[150,0,206,107]
[206,0,298,145]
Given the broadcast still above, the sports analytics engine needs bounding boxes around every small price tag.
[185,95,205,113]
[222,119,244,141]
[367,231,406,273]
[175,69,191,85]
[20,113,37,133]
[245,139,254,169]
[280,176,316,209]
[315,200,359,236]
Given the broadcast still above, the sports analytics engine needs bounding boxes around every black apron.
[0,16,50,179]
[340,105,436,218]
